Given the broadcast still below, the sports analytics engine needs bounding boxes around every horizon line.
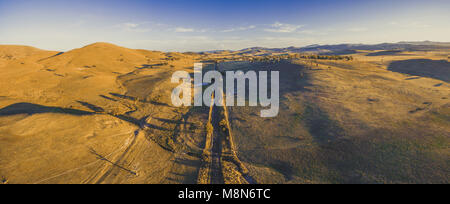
[1,40,449,53]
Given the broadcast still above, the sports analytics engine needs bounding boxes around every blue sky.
[0,0,449,51]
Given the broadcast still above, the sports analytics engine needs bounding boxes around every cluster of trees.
[165,57,181,61]
[246,54,354,63]
[297,55,353,61]
[151,62,169,66]
[249,56,289,63]
[206,53,354,65]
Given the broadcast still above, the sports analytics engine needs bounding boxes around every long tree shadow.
[135,63,168,69]
[76,96,182,155]
[388,59,450,82]
[0,103,94,116]
[154,117,194,125]
[109,93,136,101]
[108,92,171,107]
[76,100,170,131]
[88,147,137,176]
[77,101,105,113]
[37,52,64,62]
[99,95,118,102]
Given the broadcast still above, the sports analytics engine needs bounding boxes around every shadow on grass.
[89,147,137,176]
[37,52,64,62]
[0,103,94,116]
[109,93,136,101]
[366,50,404,56]
[77,101,105,113]
[388,59,450,82]
[99,95,118,102]
[108,92,171,107]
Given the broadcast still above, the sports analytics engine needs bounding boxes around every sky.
[0,0,449,52]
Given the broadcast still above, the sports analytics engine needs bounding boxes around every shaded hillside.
[388,59,450,82]
[226,58,449,184]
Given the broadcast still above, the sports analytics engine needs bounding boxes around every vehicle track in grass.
[197,62,256,184]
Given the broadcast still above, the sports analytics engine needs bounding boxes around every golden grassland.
[228,53,449,184]
[0,43,448,183]
[0,43,206,183]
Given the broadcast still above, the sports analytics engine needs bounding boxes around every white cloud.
[389,21,431,29]
[347,27,368,32]
[407,22,431,28]
[389,21,398,26]
[264,22,303,33]
[297,29,328,36]
[123,23,139,28]
[113,22,151,32]
[221,25,256,32]
[174,27,209,33]
[175,27,195,33]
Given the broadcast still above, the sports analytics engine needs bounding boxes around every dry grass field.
[0,43,207,184]
[227,51,449,184]
[0,43,448,184]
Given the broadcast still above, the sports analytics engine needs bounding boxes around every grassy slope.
[0,44,448,184]
[229,54,449,184]
[0,44,205,184]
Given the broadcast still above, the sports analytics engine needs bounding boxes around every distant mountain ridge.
[228,41,450,55]
[2,41,449,56]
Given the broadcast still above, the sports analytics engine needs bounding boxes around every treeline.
[246,54,353,63]
[162,57,181,61]
[204,53,354,64]
[297,55,353,61]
